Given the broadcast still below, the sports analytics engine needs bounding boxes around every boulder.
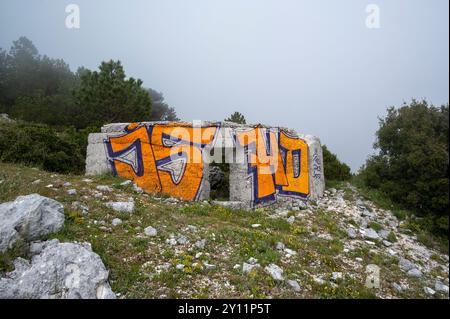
[0,194,65,252]
[0,240,115,299]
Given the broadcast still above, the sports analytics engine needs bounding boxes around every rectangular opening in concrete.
[208,150,230,201]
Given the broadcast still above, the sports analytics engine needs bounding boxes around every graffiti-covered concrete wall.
[86,121,324,209]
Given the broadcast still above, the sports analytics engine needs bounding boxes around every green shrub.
[322,145,352,182]
[358,100,449,236]
[0,121,92,174]
[387,231,397,243]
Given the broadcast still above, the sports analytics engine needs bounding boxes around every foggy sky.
[1,0,448,171]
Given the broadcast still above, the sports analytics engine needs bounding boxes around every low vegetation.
[1,162,447,299]
[322,145,352,184]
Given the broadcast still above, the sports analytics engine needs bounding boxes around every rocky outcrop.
[0,194,116,299]
[0,239,115,299]
[0,194,65,252]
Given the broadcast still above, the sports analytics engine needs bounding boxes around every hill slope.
[0,162,448,298]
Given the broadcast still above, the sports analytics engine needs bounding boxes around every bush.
[0,121,91,174]
[359,100,449,235]
[322,145,352,182]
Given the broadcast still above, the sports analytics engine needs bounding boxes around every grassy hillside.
[0,162,448,299]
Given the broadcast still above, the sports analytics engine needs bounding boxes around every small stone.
[407,268,422,278]
[105,201,134,213]
[392,283,403,293]
[186,225,198,232]
[313,276,325,285]
[387,249,397,256]
[382,240,392,247]
[176,264,185,270]
[67,189,77,195]
[360,218,368,228]
[424,287,435,296]
[164,197,179,204]
[363,228,379,240]
[251,224,261,228]
[287,279,301,292]
[378,229,390,239]
[82,178,93,183]
[233,264,241,270]
[287,216,295,224]
[332,272,343,281]
[284,248,297,256]
[265,264,284,281]
[63,182,72,187]
[435,281,449,294]
[32,179,41,185]
[120,180,132,186]
[133,183,144,194]
[195,252,203,259]
[111,218,122,226]
[361,209,375,218]
[355,257,363,262]
[195,239,206,249]
[275,242,285,250]
[274,208,289,217]
[399,257,415,272]
[166,238,177,246]
[176,235,188,245]
[347,228,357,239]
[203,262,216,270]
[247,257,258,265]
[144,226,157,237]
[242,262,260,274]
[96,185,113,192]
[99,226,112,232]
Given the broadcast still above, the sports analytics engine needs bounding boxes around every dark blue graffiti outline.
[155,151,187,185]
[235,127,279,205]
[105,124,150,177]
[155,124,221,200]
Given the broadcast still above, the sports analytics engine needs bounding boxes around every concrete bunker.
[85,121,325,210]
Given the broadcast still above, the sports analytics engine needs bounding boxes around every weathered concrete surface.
[85,121,325,209]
